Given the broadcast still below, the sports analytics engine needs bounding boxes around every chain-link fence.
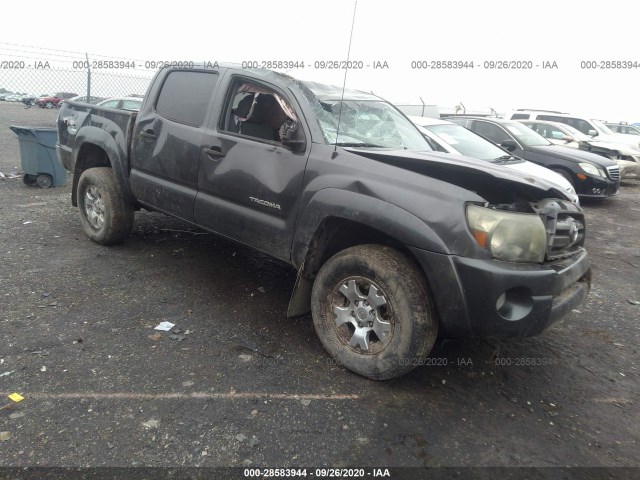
[0,42,155,107]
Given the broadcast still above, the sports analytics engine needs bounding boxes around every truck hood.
[344,148,572,203]
[527,144,616,167]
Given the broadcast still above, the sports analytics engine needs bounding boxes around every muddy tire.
[311,244,438,380]
[77,167,133,245]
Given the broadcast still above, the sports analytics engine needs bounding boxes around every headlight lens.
[466,205,547,263]
[579,162,604,177]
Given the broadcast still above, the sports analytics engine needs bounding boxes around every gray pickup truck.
[57,64,591,380]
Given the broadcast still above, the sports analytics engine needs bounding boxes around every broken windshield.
[297,82,431,150]
[317,100,430,150]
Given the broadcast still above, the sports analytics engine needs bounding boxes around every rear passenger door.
[130,70,219,221]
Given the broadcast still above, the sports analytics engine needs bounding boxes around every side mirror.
[561,135,573,142]
[500,138,517,151]
[588,129,597,137]
[280,120,306,153]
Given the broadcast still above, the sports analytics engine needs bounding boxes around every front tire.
[77,167,133,245]
[311,244,438,380]
[552,168,576,189]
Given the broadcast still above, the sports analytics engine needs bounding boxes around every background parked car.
[605,122,640,136]
[521,120,640,178]
[409,115,579,204]
[95,96,143,111]
[66,95,106,105]
[35,92,78,109]
[448,116,620,198]
[21,95,45,106]
[505,109,640,151]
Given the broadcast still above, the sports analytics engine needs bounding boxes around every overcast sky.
[2,0,639,121]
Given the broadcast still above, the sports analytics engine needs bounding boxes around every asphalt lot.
[0,101,639,471]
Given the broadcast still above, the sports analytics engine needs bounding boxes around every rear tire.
[77,167,133,245]
[311,244,438,380]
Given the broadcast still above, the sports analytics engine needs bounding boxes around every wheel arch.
[71,126,133,206]
[287,189,448,317]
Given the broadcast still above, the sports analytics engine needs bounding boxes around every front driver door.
[194,77,309,261]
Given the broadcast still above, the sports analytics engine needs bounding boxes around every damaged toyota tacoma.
[57,65,591,380]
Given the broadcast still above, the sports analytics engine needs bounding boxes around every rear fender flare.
[72,126,134,204]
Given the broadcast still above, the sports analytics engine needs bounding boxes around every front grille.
[606,165,620,181]
[532,199,586,261]
[548,214,585,260]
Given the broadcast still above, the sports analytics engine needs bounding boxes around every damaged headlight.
[466,205,547,263]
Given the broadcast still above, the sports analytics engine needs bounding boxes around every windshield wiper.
[335,142,385,148]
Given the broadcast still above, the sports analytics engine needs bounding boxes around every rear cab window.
[155,70,219,127]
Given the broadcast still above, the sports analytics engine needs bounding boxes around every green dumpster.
[9,126,67,188]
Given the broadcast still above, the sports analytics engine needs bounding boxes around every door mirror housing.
[588,129,597,137]
[280,120,306,153]
[500,138,518,151]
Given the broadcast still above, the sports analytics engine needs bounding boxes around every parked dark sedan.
[21,96,39,106]
[448,117,620,198]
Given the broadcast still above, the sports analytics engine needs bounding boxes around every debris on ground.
[257,287,265,293]
[154,321,175,331]
[8,393,24,403]
[248,437,260,447]
[147,333,162,341]
[0,432,11,441]
[142,419,159,429]
[235,433,247,443]
[169,334,186,341]
[0,371,14,378]
[627,299,640,305]
[301,399,311,407]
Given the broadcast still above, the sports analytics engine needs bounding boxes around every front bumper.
[408,247,591,338]
[616,160,640,178]
[575,174,619,197]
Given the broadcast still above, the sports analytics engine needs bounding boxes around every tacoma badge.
[249,197,281,210]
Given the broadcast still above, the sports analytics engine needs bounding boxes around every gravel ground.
[0,102,638,472]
